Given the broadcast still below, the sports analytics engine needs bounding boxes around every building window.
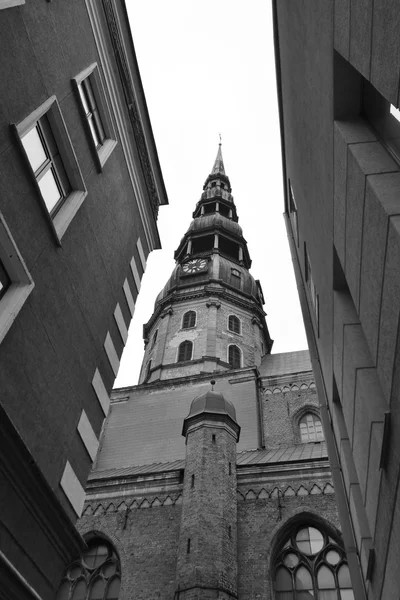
[305,247,319,333]
[228,315,241,334]
[178,340,193,362]
[56,538,121,600]
[288,180,298,245]
[230,268,241,289]
[182,310,196,329]
[151,329,158,349]
[228,344,241,368]
[273,524,354,599]
[73,64,117,171]
[145,360,152,381]
[21,115,71,217]
[15,96,87,242]
[0,1,25,8]
[299,413,324,443]
[0,214,34,344]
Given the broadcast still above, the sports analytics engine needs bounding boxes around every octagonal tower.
[139,145,273,383]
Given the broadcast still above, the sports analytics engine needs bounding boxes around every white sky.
[115,0,307,388]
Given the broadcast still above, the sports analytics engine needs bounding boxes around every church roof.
[87,442,327,481]
[259,350,312,377]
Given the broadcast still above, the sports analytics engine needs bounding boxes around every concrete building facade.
[0,2,167,600]
[73,148,355,600]
[273,1,400,598]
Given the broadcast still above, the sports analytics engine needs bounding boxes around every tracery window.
[182,310,196,329]
[151,329,158,348]
[228,344,241,368]
[274,525,354,599]
[178,340,193,362]
[56,539,121,600]
[228,315,241,334]
[299,413,324,442]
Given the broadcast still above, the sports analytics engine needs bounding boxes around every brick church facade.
[68,148,355,599]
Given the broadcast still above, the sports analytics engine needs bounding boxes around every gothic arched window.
[178,340,193,362]
[182,310,196,329]
[273,525,354,599]
[299,413,324,442]
[228,315,241,334]
[228,344,241,368]
[230,268,241,289]
[56,538,121,600]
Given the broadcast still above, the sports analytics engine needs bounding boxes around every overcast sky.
[115,0,307,388]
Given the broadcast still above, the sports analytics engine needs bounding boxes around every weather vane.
[219,133,222,144]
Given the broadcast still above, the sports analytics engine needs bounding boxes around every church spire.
[211,141,225,175]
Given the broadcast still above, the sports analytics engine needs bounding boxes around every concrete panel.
[136,237,147,271]
[380,485,400,599]
[344,150,366,309]
[349,483,372,552]
[334,126,348,266]
[335,119,377,145]
[104,332,120,377]
[364,421,383,537]
[377,216,400,403]
[346,142,397,310]
[114,303,128,344]
[360,173,400,362]
[77,410,99,462]
[370,0,400,105]
[60,461,85,517]
[349,0,373,78]
[92,368,110,416]
[123,278,136,317]
[334,0,350,58]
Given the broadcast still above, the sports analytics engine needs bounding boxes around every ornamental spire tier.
[139,146,273,383]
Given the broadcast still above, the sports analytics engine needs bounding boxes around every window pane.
[295,566,313,590]
[283,553,299,568]
[84,544,109,569]
[57,581,71,600]
[295,527,323,555]
[309,527,324,553]
[338,565,352,587]
[22,126,47,173]
[106,578,120,600]
[276,593,293,600]
[89,578,105,600]
[317,565,335,589]
[79,84,91,115]
[88,115,100,148]
[38,167,62,212]
[71,580,87,600]
[340,591,355,600]
[275,567,293,591]
[326,550,341,565]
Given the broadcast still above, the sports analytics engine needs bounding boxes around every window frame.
[228,314,241,335]
[288,180,299,246]
[182,310,197,330]
[304,246,319,336]
[73,63,117,171]
[0,213,34,344]
[228,344,242,369]
[299,412,324,443]
[177,340,193,363]
[14,96,87,244]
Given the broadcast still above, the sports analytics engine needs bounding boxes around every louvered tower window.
[228,315,241,334]
[178,340,193,362]
[228,345,241,368]
[182,310,196,329]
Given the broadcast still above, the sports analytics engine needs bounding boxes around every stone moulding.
[236,482,334,501]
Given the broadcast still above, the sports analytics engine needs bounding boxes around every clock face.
[182,258,208,274]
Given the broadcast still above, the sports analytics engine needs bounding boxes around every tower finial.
[210,379,216,391]
[211,141,225,175]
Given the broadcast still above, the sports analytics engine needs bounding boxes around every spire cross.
[219,133,222,144]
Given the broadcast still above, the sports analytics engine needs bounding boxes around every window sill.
[0,282,34,344]
[52,190,88,243]
[97,139,117,170]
